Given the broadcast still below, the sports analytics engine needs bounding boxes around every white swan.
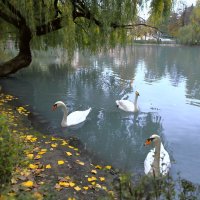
[144,134,171,177]
[52,101,91,127]
[116,91,140,112]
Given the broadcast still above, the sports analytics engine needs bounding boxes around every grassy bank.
[0,91,117,200]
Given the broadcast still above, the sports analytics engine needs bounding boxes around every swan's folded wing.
[116,100,134,111]
[67,108,91,126]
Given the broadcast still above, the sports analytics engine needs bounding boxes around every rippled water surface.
[1,45,200,183]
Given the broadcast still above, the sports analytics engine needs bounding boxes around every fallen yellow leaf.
[102,186,107,191]
[46,164,51,169]
[96,184,102,188]
[74,186,81,191]
[69,182,75,187]
[99,177,105,181]
[38,151,46,155]
[51,143,58,148]
[41,149,47,152]
[29,164,38,169]
[66,152,72,156]
[105,165,112,170]
[59,181,69,187]
[91,181,96,185]
[88,177,97,182]
[27,154,34,159]
[91,170,97,174]
[34,155,42,160]
[21,181,34,187]
[83,186,89,190]
[58,160,65,165]
[95,165,102,169]
[30,137,37,142]
[61,141,68,145]
[76,160,84,166]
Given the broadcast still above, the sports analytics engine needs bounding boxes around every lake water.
[1,45,200,184]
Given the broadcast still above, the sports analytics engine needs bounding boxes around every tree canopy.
[0,0,173,77]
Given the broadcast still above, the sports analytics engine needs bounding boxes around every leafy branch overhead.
[0,0,172,77]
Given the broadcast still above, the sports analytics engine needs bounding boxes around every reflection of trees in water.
[127,45,200,100]
[17,45,200,101]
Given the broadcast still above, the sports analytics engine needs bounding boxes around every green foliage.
[115,173,200,200]
[149,0,172,25]
[0,115,24,190]
[178,4,200,45]
[0,0,172,52]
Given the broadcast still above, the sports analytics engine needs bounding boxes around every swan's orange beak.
[144,139,152,146]
[52,104,57,111]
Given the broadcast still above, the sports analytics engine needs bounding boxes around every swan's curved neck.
[134,94,138,105]
[60,104,68,124]
[153,140,161,177]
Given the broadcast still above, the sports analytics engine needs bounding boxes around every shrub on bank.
[0,115,24,190]
[114,173,200,200]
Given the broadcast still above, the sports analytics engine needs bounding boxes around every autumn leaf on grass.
[20,169,31,177]
[91,182,96,186]
[51,137,57,141]
[95,165,102,169]
[68,198,76,200]
[69,182,75,187]
[68,145,74,149]
[102,186,108,191]
[34,155,42,160]
[88,177,97,182]
[105,165,112,170]
[38,151,46,155]
[74,186,81,191]
[30,137,37,142]
[46,164,51,169]
[83,186,89,190]
[96,184,102,188]
[99,177,105,181]
[58,160,65,165]
[29,164,38,169]
[41,148,47,152]
[91,170,97,174]
[66,152,72,156]
[21,180,34,188]
[27,154,34,159]
[59,181,69,187]
[51,143,58,148]
[76,160,84,166]
[61,140,68,145]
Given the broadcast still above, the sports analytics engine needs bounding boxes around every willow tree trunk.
[0,25,32,77]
